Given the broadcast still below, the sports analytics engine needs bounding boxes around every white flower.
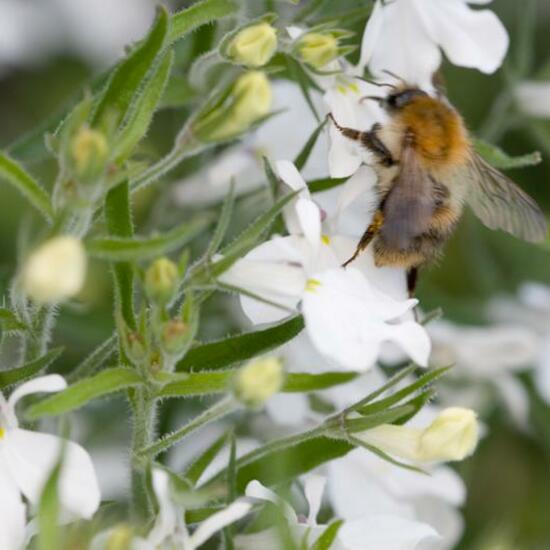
[93,468,252,550]
[21,236,87,303]
[515,81,550,118]
[359,0,509,89]
[0,375,101,549]
[356,407,479,463]
[488,283,550,405]
[220,161,430,370]
[327,447,466,550]
[429,320,538,428]
[236,477,439,549]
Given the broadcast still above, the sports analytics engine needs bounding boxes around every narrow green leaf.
[311,520,344,550]
[92,6,170,129]
[0,308,27,332]
[294,118,327,171]
[308,177,347,193]
[184,431,230,486]
[342,404,417,434]
[114,49,175,163]
[105,182,136,330]
[158,369,352,399]
[0,348,63,390]
[27,367,143,419]
[286,56,321,121]
[176,316,304,372]
[205,182,235,257]
[473,137,542,169]
[263,157,280,200]
[37,458,61,550]
[355,367,451,417]
[87,215,212,261]
[192,191,298,281]
[0,152,53,221]
[169,0,239,45]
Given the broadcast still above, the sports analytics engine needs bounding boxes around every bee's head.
[382,87,428,112]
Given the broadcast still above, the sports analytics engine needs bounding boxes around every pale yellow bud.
[145,257,179,305]
[71,127,108,182]
[297,33,338,68]
[105,524,134,550]
[234,357,284,408]
[193,71,272,142]
[356,407,479,463]
[227,23,277,67]
[22,236,87,303]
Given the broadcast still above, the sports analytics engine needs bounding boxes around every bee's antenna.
[381,69,406,84]
[354,76,396,90]
[359,95,384,104]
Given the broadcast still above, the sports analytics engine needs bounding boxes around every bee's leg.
[406,267,419,298]
[342,210,384,268]
[327,114,395,167]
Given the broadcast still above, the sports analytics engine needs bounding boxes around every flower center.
[321,234,331,245]
[0,427,5,439]
[305,278,321,293]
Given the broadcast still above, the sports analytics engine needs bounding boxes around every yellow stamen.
[321,235,331,245]
[0,427,5,439]
[305,278,321,293]
[336,85,347,95]
[348,82,360,94]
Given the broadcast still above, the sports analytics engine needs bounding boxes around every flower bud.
[145,257,179,305]
[192,71,272,142]
[233,357,284,408]
[22,236,86,303]
[71,126,108,183]
[418,407,479,462]
[227,23,277,67]
[355,407,479,463]
[105,524,133,550]
[297,33,338,68]
[160,318,191,356]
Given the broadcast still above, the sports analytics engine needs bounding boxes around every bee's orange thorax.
[397,95,469,171]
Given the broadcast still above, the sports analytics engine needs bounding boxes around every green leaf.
[341,404,417,434]
[473,137,542,169]
[232,437,352,492]
[26,367,143,419]
[0,348,63,390]
[311,520,344,550]
[308,176,347,193]
[183,431,230,486]
[158,369,353,399]
[87,215,212,261]
[286,56,321,121]
[67,335,117,382]
[0,152,54,222]
[355,366,451,417]
[92,6,170,130]
[105,182,136,330]
[294,117,327,171]
[205,182,235,257]
[37,457,61,550]
[0,308,27,332]
[168,0,238,45]
[113,49,175,163]
[191,191,298,281]
[176,316,304,372]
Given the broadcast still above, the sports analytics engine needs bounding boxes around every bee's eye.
[386,95,398,108]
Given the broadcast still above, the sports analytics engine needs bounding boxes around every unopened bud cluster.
[226,22,277,67]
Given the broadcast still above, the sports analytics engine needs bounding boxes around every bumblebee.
[329,83,547,294]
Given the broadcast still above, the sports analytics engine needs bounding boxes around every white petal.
[358,0,384,69]
[148,469,179,545]
[413,498,464,550]
[304,475,326,525]
[191,500,252,549]
[338,514,440,550]
[295,198,322,250]
[421,0,509,74]
[234,527,283,550]
[3,429,100,519]
[276,160,307,193]
[493,375,530,430]
[0,462,26,550]
[265,392,310,426]
[245,480,297,522]
[515,81,550,119]
[8,374,67,410]
[534,339,550,405]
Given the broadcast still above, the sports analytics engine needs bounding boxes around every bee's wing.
[380,142,435,250]
[464,153,547,243]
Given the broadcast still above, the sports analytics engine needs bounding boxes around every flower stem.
[138,396,239,459]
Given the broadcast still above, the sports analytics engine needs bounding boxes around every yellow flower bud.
[297,33,338,68]
[233,357,284,408]
[71,127,108,183]
[356,407,479,463]
[105,524,134,550]
[22,236,87,303]
[227,23,277,67]
[193,71,272,142]
[145,257,179,305]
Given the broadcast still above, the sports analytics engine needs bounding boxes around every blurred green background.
[1,1,550,548]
